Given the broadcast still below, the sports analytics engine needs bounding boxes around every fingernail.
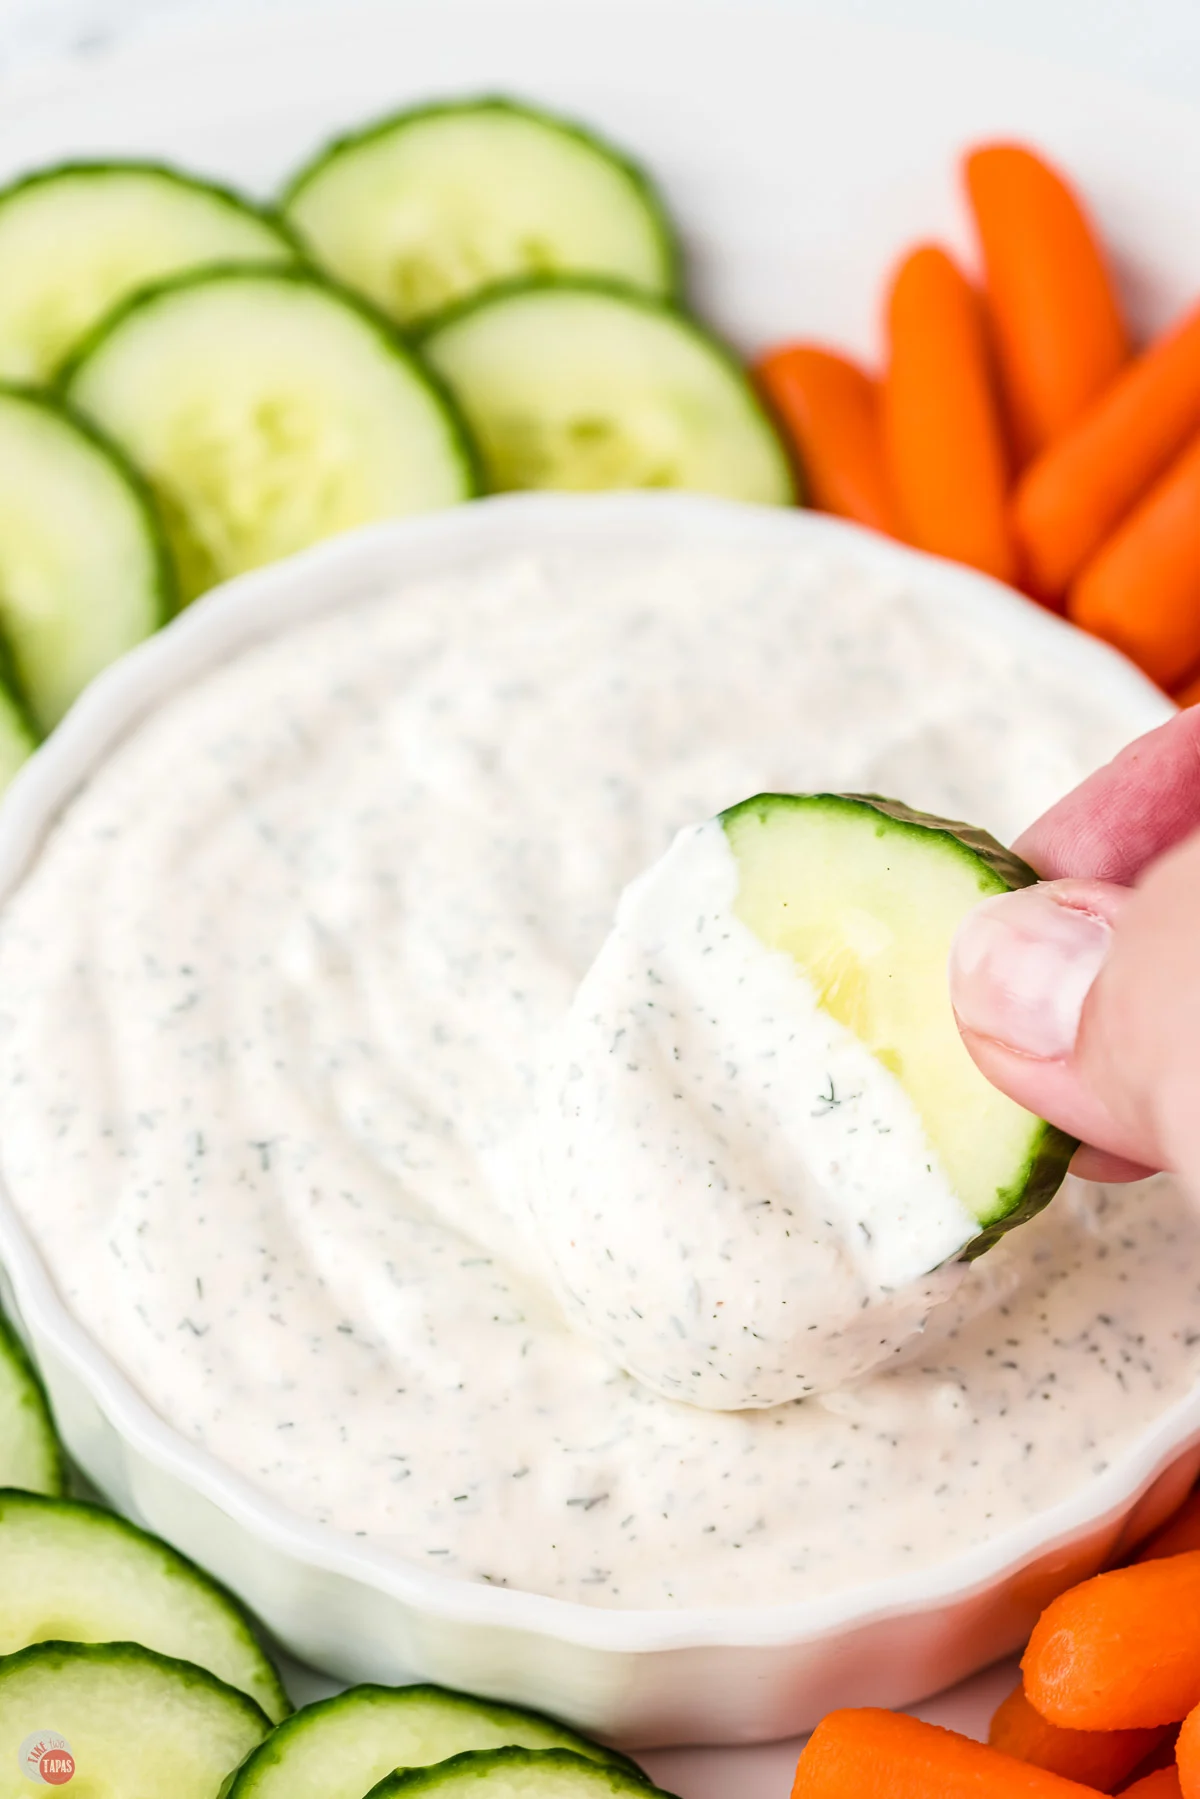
[950,885,1112,1059]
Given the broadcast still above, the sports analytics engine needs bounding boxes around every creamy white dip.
[0,533,1197,1610]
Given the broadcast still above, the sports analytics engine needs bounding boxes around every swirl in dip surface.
[0,517,1196,1609]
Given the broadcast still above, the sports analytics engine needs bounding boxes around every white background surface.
[1,0,1199,108]
[0,0,1194,1787]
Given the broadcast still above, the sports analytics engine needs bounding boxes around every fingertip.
[949,882,1113,1061]
[1069,1145,1158,1184]
[1013,707,1200,882]
[956,1025,1158,1173]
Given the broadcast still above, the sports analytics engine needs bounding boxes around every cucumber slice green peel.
[0,1488,289,1722]
[62,264,480,603]
[720,793,1077,1257]
[223,1681,644,1799]
[282,96,679,329]
[366,1751,670,1799]
[0,160,297,384]
[419,275,797,504]
[0,1640,270,1799]
[0,384,175,731]
[0,679,37,795]
[0,1315,63,1496]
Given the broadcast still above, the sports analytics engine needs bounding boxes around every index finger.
[1015,705,1200,882]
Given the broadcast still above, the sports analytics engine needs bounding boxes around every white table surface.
[0,0,1198,109]
[0,0,1190,1781]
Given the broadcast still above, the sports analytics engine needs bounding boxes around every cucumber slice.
[366,1751,672,1799]
[226,1684,642,1799]
[283,98,677,329]
[0,386,173,731]
[0,685,36,795]
[721,793,1077,1251]
[0,162,296,383]
[0,1641,270,1797]
[63,266,478,603]
[0,1490,289,1721]
[419,277,796,503]
[0,1316,63,1496]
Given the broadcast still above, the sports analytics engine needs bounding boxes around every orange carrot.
[1125,1770,1184,1799]
[1023,1551,1200,1729]
[755,344,898,534]
[1177,671,1200,709]
[964,142,1129,464]
[1130,1727,1185,1781]
[1067,427,1200,689]
[1137,1490,1200,1563]
[989,1682,1166,1790]
[1178,1702,1200,1799]
[791,1708,1106,1797]
[1013,300,1200,599]
[881,244,1018,583]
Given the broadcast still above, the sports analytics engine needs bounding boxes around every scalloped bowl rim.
[0,490,1184,1659]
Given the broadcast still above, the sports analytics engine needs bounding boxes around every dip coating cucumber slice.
[419,277,796,503]
[0,1490,289,1721]
[225,1683,643,1799]
[366,1750,672,1799]
[0,386,173,731]
[283,98,677,329]
[721,792,1077,1251]
[0,1317,63,1495]
[64,266,479,603]
[0,1640,270,1798]
[0,162,295,383]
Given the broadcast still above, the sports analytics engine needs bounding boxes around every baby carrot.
[1023,1551,1200,1728]
[755,344,898,534]
[1067,426,1200,690]
[881,244,1018,583]
[1177,671,1200,708]
[1177,1700,1200,1799]
[792,1708,1106,1797]
[1136,1490,1200,1562]
[1013,299,1200,599]
[989,1682,1166,1789]
[965,142,1129,463]
[1125,1770,1184,1799]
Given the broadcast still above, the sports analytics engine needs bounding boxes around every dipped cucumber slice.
[419,277,796,503]
[367,1752,670,1799]
[64,266,478,603]
[721,792,1077,1252]
[226,1683,643,1799]
[0,1640,270,1798]
[0,686,36,796]
[0,386,172,730]
[283,97,677,329]
[0,1315,63,1495]
[0,1490,289,1721]
[0,162,295,382]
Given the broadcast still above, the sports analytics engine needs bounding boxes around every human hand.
[948,706,1200,1186]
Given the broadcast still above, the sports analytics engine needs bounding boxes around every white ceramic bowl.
[0,492,1190,1747]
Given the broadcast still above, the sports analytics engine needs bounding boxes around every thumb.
[948,829,1200,1184]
